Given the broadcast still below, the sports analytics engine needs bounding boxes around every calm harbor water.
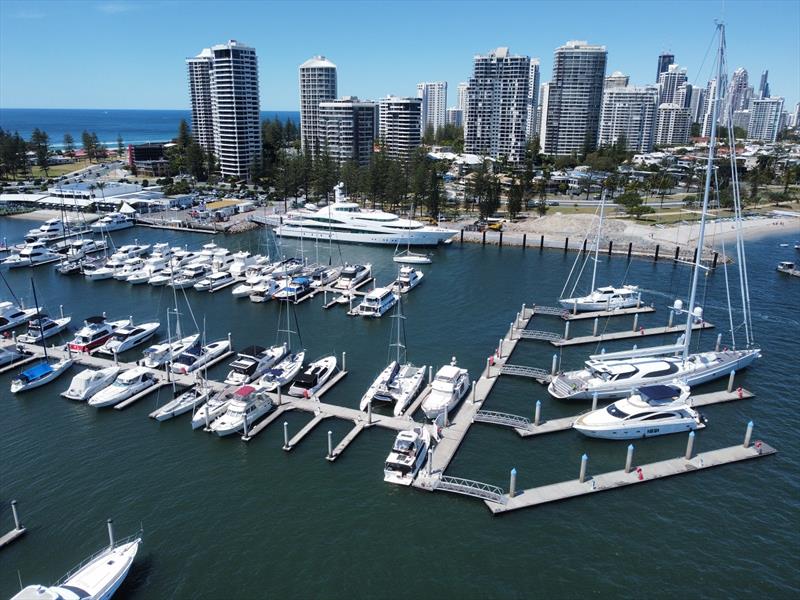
[0,217,798,598]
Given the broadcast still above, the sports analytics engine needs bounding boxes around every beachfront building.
[525,59,541,141]
[655,103,691,146]
[657,64,687,105]
[318,97,376,166]
[299,55,337,155]
[598,86,658,152]
[747,97,784,142]
[417,81,447,135]
[541,40,607,156]
[378,96,422,163]
[464,47,530,162]
[186,48,215,154]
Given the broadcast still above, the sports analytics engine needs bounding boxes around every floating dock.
[551,321,714,347]
[0,501,26,549]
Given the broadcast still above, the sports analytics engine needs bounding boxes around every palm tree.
[96,181,107,203]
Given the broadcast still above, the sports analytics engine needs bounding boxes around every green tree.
[81,130,95,162]
[176,119,191,150]
[63,133,75,157]
[186,140,206,181]
[30,128,50,176]
[424,168,441,218]
[507,176,524,219]
[116,133,124,158]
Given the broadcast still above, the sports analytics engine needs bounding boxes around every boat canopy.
[638,384,682,403]
[19,362,53,382]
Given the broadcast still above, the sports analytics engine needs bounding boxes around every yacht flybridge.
[549,23,760,401]
[383,426,431,485]
[422,358,470,419]
[272,183,456,246]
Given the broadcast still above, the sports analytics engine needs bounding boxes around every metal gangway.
[531,305,566,317]
[434,476,506,504]
[474,410,531,430]
[500,364,552,382]
[517,329,563,342]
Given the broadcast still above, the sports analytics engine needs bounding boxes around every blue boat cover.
[639,384,680,401]
[20,362,53,382]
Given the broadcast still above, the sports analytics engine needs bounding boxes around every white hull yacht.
[288,355,337,397]
[4,242,62,268]
[224,344,288,386]
[191,385,246,430]
[0,301,42,333]
[354,287,397,317]
[10,357,74,393]
[256,350,305,392]
[383,426,431,485]
[68,316,130,353]
[90,212,134,232]
[97,321,160,356]
[421,359,470,419]
[89,367,157,407]
[208,384,273,436]
[393,266,424,294]
[360,361,426,416]
[151,385,212,421]
[141,334,199,368]
[559,285,641,312]
[170,339,230,374]
[335,263,372,290]
[61,366,121,401]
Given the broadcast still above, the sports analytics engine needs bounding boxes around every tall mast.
[683,22,725,362]
[30,278,47,362]
[590,190,605,292]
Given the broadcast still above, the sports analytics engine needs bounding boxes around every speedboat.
[141,333,200,368]
[171,264,210,289]
[191,385,245,430]
[0,345,23,367]
[10,358,75,393]
[11,522,141,600]
[89,367,157,407]
[361,361,426,416]
[193,270,234,292]
[272,276,313,303]
[421,359,470,419]
[17,315,72,344]
[777,261,799,276]
[310,266,341,288]
[288,355,337,397]
[224,344,287,386]
[61,366,121,401]
[248,278,282,303]
[97,321,160,355]
[393,266,424,293]
[560,285,641,312]
[209,384,273,437]
[3,242,62,268]
[256,350,306,392]
[68,316,131,353]
[383,426,431,485]
[170,339,230,374]
[150,384,212,421]
[354,287,397,317]
[0,301,41,333]
[90,211,134,232]
[335,263,372,290]
[573,383,706,439]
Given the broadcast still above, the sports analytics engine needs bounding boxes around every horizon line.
[0,107,300,112]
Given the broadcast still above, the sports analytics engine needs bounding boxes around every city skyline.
[0,0,798,112]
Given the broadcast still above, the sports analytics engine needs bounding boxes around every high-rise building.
[747,97,784,141]
[457,82,469,111]
[758,70,770,98]
[378,95,422,162]
[656,53,675,81]
[732,110,751,132]
[598,86,658,152]
[416,82,447,135]
[722,68,751,121]
[655,103,691,146]
[657,64,688,105]
[538,82,550,141]
[186,48,214,154]
[541,40,607,156]
[188,40,261,179]
[675,82,693,109]
[700,79,718,137]
[689,87,705,124]
[525,59,540,140]
[791,103,800,129]
[318,96,376,166]
[604,71,629,89]
[299,55,337,155]
[464,47,530,162]
[446,108,463,128]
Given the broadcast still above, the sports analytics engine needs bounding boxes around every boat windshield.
[385,461,411,475]
[393,439,414,453]
[606,404,629,418]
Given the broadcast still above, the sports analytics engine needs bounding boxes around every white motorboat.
[335,263,372,290]
[361,361,427,416]
[393,249,432,264]
[573,383,706,439]
[68,315,130,353]
[191,385,245,430]
[126,267,158,285]
[106,244,150,268]
[88,367,157,407]
[10,357,75,393]
[170,339,230,374]
[0,301,41,333]
[288,355,337,397]
[83,260,117,281]
[3,242,62,268]
[210,249,235,272]
[383,426,431,485]
[224,344,287,386]
[193,270,234,292]
[421,358,470,419]
[97,321,160,355]
[229,251,262,278]
[309,266,341,288]
[64,238,107,260]
[559,285,641,312]
[272,276,313,303]
[208,384,273,436]
[25,218,70,242]
[147,267,177,286]
[113,258,145,280]
[11,522,141,600]
[0,345,23,367]
[169,249,199,268]
[170,264,210,289]
[61,366,121,401]
[354,287,397,317]
[270,257,304,279]
[248,278,282,303]
[273,183,457,246]
[776,261,800,277]
[16,315,72,344]
[393,266,424,293]
[150,384,212,421]
[90,211,134,232]
[189,242,220,265]
[256,350,305,392]
[141,333,199,368]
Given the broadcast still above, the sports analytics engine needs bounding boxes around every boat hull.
[275,225,455,247]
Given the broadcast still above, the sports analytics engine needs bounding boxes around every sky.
[1,0,798,111]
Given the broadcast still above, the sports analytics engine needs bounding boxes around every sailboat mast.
[30,278,47,362]
[591,190,605,292]
[683,22,725,362]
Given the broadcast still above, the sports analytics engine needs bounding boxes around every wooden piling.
[482,230,486,245]
[564,237,569,252]
[522,233,527,248]
[627,242,632,259]
[674,245,680,261]
[608,240,613,255]
[540,234,544,249]
[499,231,503,247]
[654,245,660,261]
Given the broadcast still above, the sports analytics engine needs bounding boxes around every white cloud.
[96,1,138,14]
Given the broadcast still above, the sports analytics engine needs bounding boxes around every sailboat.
[359,295,426,416]
[559,191,640,312]
[10,280,74,393]
[141,273,199,368]
[548,23,760,401]
[256,301,306,392]
[393,208,432,264]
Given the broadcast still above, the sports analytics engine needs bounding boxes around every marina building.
[598,86,658,152]
[378,96,422,163]
[417,82,447,135]
[299,56,338,156]
[126,143,169,176]
[747,97,784,142]
[464,47,531,163]
[318,97,376,166]
[541,40,607,156]
[655,103,691,146]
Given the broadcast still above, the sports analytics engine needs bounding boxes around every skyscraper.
[318,97,375,166]
[700,79,718,137]
[689,87,705,124]
[541,40,607,156]
[655,103,691,146]
[747,97,784,141]
[464,47,530,162]
[656,53,675,81]
[758,70,770,98]
[188,40,261,179]
[299,55,337,155]
[525,59,540,141]
[378,95,422,162]
[722,68,751,121]
[598,86,658,152]
[604,71,630,89]
[416,82,447,135]
[446,108,463,128]
[457,82,469,111]
[657,64,687,105]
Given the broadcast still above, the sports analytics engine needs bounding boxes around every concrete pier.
[0,500,26,549]
[283,414,331,451]
[326,422,368,462]
[551,321,714,347]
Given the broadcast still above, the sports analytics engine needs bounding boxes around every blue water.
[0,108,300,148]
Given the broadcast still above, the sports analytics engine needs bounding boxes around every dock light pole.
[282,422,289,450]
[625,444,634,473]
[107,519,115,549]
[579,454,589,483]
[534,400,541,427]
[342,351,346,372]
[10,501,21,531]
[327,430,333,459]
[509,468,517,498]
[427,448,433,477]
[743,421,754,448]
[685,431,695,460]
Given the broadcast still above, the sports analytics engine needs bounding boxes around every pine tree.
[63,133,75,157]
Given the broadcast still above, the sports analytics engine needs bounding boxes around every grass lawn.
[3,159,93,181]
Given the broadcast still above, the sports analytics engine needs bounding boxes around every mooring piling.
[625,444,634,473]
[282,421,289,450]
[685,431,696,460]
[727,370,736,393]
[744,421,754,448]
[509,468,517,498]
[579,454,588,483]
[534,400,541,426]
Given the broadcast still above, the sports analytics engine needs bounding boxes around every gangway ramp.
[432,476,505,504]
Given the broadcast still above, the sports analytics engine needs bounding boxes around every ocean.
[0,218,797,598]
[0,108,300,149]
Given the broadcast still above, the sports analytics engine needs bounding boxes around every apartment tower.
[299,55,337,155]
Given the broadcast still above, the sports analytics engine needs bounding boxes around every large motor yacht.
[3,242,62,268]
[68,316,130,352]
[354,287,398,317]
[0,301,41,333]
[288,355,337,397]
[421,359,470,419]
[383,426,431,486]
[90,212,135,232]
[88,367,157,407]
[224,344,288,386]
[208,385,273,437]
